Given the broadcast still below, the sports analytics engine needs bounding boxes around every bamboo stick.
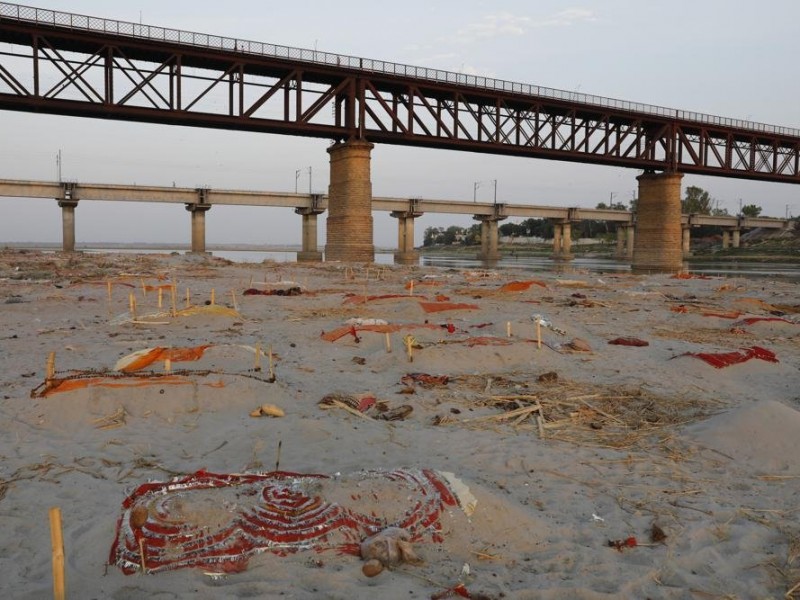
[385,332,392,353]
[210,288,216,305]
[254,342,262,371]
[138,537,147,574]
[170,284,177,317]
[536,318,542,349]
[106,280,112,303]
[268,345,274,380]
[185,287,190,308]
[129,292,137,320]
[506,321,512,337]
[49,507,66,600]
[230,289,238,311]
[46,351,56,382]
[157,287,163,309]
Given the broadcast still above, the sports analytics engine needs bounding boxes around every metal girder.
[0,11,799,184]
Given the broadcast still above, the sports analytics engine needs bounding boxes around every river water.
[76,248,800,282]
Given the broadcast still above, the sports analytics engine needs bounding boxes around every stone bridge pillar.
[474,206,506,262]
[626,224,635,260]
[391,200,423,265]
[721,229,731,249]
[186,188,211,253]
[296,194,325,262]
[57,182,78,252]
[325,139,374,262]
[632,172,684,273]
[731,228,741,248]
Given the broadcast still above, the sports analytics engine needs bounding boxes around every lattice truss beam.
[0,31,798,182]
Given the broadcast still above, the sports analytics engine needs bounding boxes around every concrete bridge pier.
[57,182,79,252]
[474,213,505,262]
[632,171,684,273]
[391,200,422,265]
[551,220,573,260]
[295,199,325,262]
[720,227,741,249]
[682,225,692,257]
[614,224,635,260]
[325,139,375,263]
[185,200,211,253]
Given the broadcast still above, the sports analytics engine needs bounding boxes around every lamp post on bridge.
[295,166,312,194]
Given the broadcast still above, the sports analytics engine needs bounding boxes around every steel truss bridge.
[1,2,799,184]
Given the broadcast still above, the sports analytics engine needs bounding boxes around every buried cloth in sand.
[110,468,473,575]
[680,345,779,368]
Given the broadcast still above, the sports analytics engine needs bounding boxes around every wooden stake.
[275,439,282,472]
[164,359,171,373]
[268,345,274,380]
[404,335,414,362]
[129,292,137,320]
[409,280,414,296]
[106,280,112,303]
[157,287,163,309]
[254,342,262,371]
[536,318,542,349]
[185,287,190,308]
[210,288,216,305]
[49,507,66,600]
[385,332,392,353]
[170,284,177,317]
[230,289,238,311]
[140,278,147,298]
[138,537,147,574]
[46,351,56,382]
[506,321,512,337]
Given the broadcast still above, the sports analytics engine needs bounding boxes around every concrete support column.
[561,222,573,258]
[185,204,211,253]
[474,215,504,262]
[58,199,79,252]
[732,229,741,248]
[325,139,374,262]
[681,226,691,258]
[551,221,573,260]
[632,171,684,273]
[721,229,731,249]
[615,227,625,258]
[295,206,324,262]
[390,208,422,265]
[552,223,563,258]
[626,225,635,260]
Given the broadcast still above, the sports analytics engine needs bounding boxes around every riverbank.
[1,249,798,599]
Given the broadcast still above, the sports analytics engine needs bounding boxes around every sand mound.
[683,399,800,473]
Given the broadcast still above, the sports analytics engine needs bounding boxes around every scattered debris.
[608,337,649,347]
[608,536,638,551]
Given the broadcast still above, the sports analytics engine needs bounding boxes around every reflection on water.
[80,248,800,282]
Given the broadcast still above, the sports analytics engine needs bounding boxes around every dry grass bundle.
[435,375,718,449]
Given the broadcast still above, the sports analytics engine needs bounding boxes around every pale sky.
[1,1,799,247]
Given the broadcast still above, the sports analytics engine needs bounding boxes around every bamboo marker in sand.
[409,280,414,296]
[170,284,177,317]
[268,345,275,381]
[157,287,163,309]
[106,280,112,303]
[506,321,512,337]
[210,288,216,306]
[140,278,147,299]
[404,335,414,362]
[164,358,171,373]
[231,289,238,311]
[49,506,66,600]
[138,537,147,574]
[536,318,542,349]
[129,292,137,320]
[185,287,190,308]
[254,342,262,372]
[46,351,56,382]
[385,332,392,353]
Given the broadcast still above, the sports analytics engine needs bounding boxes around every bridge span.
[0,178,789,264]
[1,3,798,271]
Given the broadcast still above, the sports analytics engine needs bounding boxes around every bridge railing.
[2,2,799,139]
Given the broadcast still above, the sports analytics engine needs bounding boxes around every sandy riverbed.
[0,249,798,599]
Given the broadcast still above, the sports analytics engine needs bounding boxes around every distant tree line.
[423,187,764,247]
